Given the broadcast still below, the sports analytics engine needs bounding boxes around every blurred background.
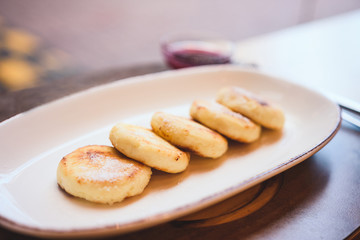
[0,0,359,92]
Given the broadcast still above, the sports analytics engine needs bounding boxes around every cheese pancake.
[57,145,152,204]
[151,112,228,158]
[190,100,261,143]
[110,123,189,173]
[216,86,285,130]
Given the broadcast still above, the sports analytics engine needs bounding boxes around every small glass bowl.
[161,31,234,69]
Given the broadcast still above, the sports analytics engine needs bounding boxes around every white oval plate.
[0,65,340,238]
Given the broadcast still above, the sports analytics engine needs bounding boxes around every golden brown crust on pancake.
[151,112,228,158]
[190,100,261,143]
[57,145,152,204]
[109,123,190,173]
[216,86,285,130]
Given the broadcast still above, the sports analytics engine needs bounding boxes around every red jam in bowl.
[162,39,233,69]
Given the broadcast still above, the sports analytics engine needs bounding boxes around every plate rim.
[0,65,342,238]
